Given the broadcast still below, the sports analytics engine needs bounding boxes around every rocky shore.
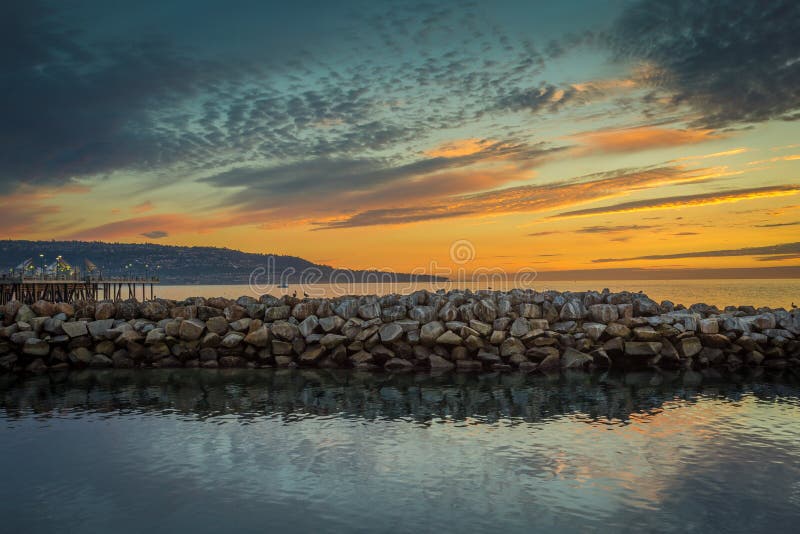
[1,289,798,374]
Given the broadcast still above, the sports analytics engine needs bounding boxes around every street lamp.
[39,253,44,278]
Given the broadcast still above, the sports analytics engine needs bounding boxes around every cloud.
[576,224,659,234]
[311,165,714,229]
[141,230,168,239]
[611,0,800,128]
[572,126,721,154]
[593,242,800,263]
[747,154,800,166]
[132,201,154,214]
[0,2,249,189]
[202,141,565,216]
[755,221,800,228]
[551,184,800,219]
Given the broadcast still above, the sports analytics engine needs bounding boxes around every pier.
[0,274,159,305]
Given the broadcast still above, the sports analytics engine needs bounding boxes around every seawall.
[1,289,798,373]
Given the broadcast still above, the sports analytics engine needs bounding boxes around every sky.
[2,0,800,276]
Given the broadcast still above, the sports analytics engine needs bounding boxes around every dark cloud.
[201,141,564,209]
[612,0,800,127]
[755,221,800,228]
[141,231,168,239]
[576,224,658,234]
[312,207,475,231]
[0,1,251,189]
[495,84,579,113]
[552,184,800,219]
[593,242,800,263]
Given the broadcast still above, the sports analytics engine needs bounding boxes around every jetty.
[0,273,159,305]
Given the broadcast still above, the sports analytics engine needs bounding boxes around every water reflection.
[1,368,798,424]
[1,370,799,534]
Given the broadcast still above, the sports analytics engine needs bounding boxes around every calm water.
[1,370,800,533]
[154,279,800,309]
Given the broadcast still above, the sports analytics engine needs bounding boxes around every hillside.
[0,240,442,284]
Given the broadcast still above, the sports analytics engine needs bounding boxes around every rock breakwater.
[1,289,798,373]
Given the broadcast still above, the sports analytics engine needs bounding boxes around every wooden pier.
[0,275,159,305]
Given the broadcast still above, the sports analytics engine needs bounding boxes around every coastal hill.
[0,240,442,285]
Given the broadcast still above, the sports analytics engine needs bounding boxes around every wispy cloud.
[593,242,800,263]
[571,126,722,155]
[550,185,800,220]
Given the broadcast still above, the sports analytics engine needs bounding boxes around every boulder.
[428,354,455,369]
[436,331,463,346]
[206,316,229,335]
[589,304,618,323]
[271,321,299,341]
[561,347,593,369]
[420,321,446,345]
[179,319,205,341]
[473,299,497,323]
[61,321,88,338]
[298,315,320,337]
[264,306,291,321]
[509,317,531,337]
[379,322,404,343]
[244,326,271,347]
[625,341,663,357]
[560,299,588,320]
[320,333,348,349]
[91,301,115,320]
[23,338,49,356]
[405,305,433,323]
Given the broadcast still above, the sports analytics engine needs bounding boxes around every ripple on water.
[1,370,800,533]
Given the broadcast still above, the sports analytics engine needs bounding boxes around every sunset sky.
[2,0,799,275]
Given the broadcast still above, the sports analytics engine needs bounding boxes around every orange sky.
[3,1,799,277]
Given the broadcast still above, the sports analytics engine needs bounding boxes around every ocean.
[2,370,799,533]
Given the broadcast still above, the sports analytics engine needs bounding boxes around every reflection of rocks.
[0,289,798,373]
[0,369,795,425]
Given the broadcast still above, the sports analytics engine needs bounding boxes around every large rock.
[244,325,271,347]
[358,302,381,320]
[23,338,49,356]
[560,299,588,320]
[320,333,348,349]
[677,337,703,358]
[271,321,299,341]
[588,304,618,323]
[473,299,497,323]
[561,347,593,369]
[61,321,88,338]
[221,332,245,348]
[436,331,463,346]
[420,321,446,345]
[379,322,404,343]
[93,301,116,320]
[625,341,663,357]
[15,305,35,324]
[298,315,320,337]
[409,306,436,323]
[264,305,291,321]
[31,300,56,317]
[206,316,229,335]
[179,319,205,341]
[509,317,531,337]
